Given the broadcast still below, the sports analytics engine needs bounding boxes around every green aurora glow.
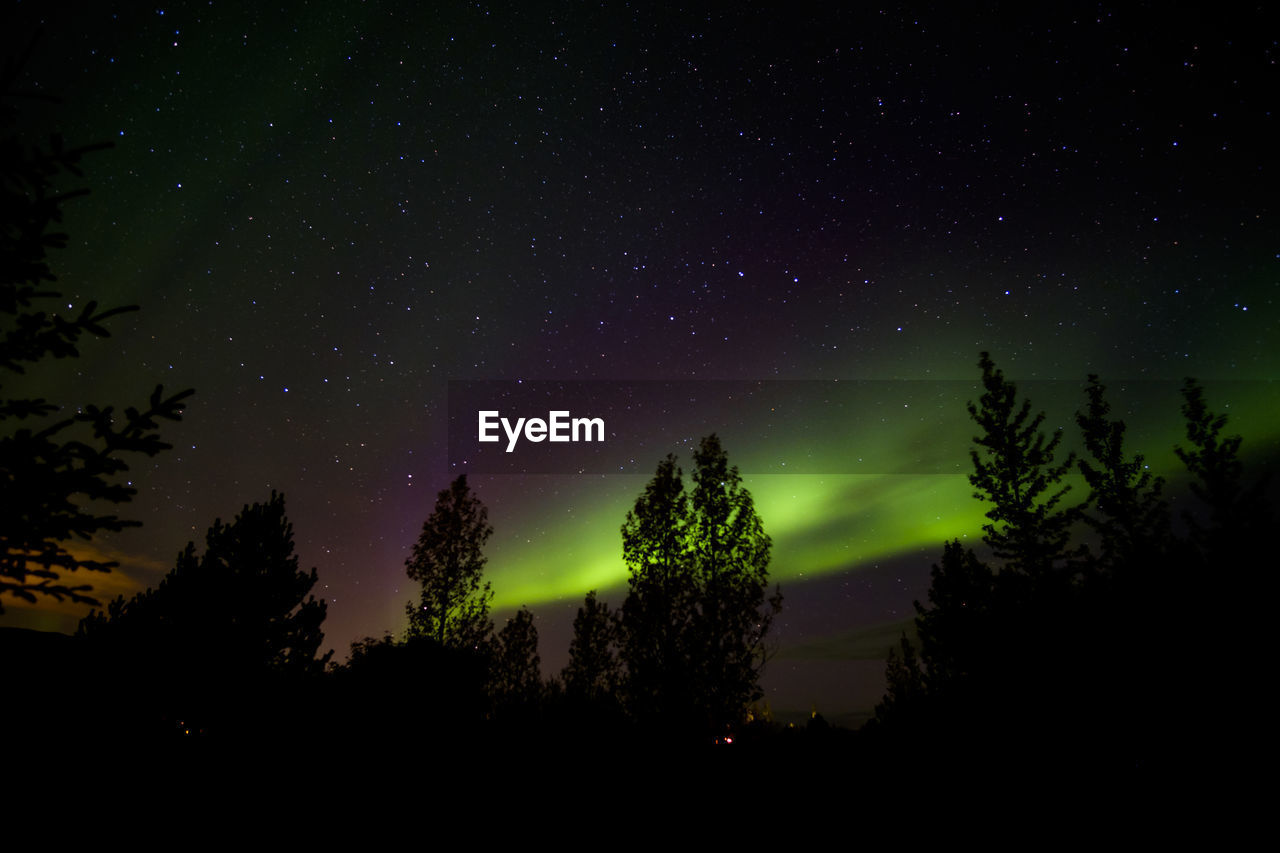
[481,377,1279,611]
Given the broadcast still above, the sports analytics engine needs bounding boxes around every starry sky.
[5,1,1277,725]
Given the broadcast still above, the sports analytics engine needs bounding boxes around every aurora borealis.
[4,2,1276,724]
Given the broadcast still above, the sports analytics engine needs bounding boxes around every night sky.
[5,1,1277,725]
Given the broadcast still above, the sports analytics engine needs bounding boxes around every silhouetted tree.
[329,631,489,743]
[967,352,1077,580]
[620,435,781,737]
[0,68,191,612]
[404,475,495,651]
[1175,378,1269,565]
[902,355,1080,720]
[1172,378,1270,756]
[489,606,541,716]
[1075,375,1170,578]
[687,435,781,733]
[75,493,328,737]
[79,492,329,675]
[561,589,622,705]
[913,539,995,689]
[620,453,692,723]
[873,633,926,724]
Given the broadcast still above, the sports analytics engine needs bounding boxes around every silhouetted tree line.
[866,353,1272,782]
[331,436,783,750]
[20,345,1266,759]
[11,436,783,749]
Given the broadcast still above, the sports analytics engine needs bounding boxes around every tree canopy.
[1075,374,1169,577]
[489,606,542,716]
[69,493,327,739]
[873,354,1274,777]
[404,474,495,651]
[78,492,329,676]
[966,351,1077,579]
[0,72,191,612]
[619,434,781,737]
[561,589,622,706]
